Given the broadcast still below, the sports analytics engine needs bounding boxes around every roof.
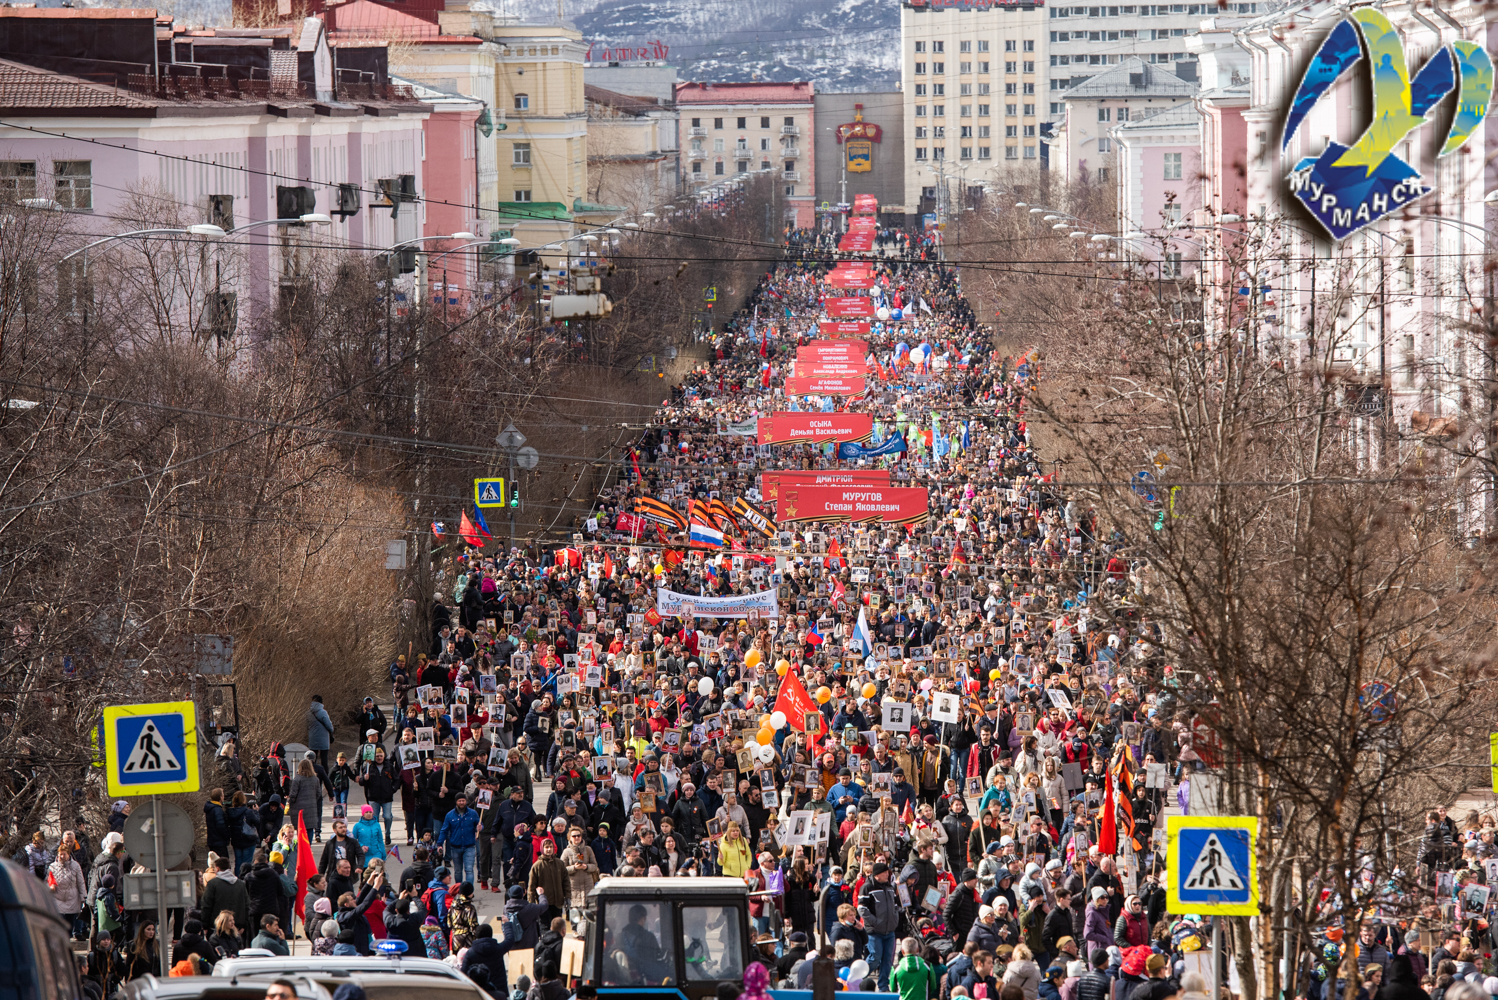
[0,57,162,114]
[323,0,480,43]
[1061,58,1196,101]
[1115,101,1201,132]
[675,81,813,105]
[585,83,667,115]
[393,74,485,108]
[495,201,573,221]
[588,876,749,896]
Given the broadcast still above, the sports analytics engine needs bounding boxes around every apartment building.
[676,81,816,227]
[899,0,1051,222]
[1054,57,1195,182]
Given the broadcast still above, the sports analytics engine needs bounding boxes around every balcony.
[781,145,801,158]
[688,148,707,160]
[734,144,751,155]
[780,125,800,136]
[782,170,801,182]
[689,126,707,137]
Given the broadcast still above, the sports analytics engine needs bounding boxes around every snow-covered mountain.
[540,0,901,91]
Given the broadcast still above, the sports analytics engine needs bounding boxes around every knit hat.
[960,868,979,882]
[320,919,340,937]
[269,851,285,864]
[314,897,333,915]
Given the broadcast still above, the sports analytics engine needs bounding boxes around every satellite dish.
[516,446,540,470]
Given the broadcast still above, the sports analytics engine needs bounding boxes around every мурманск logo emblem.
[1283,9,1492,240]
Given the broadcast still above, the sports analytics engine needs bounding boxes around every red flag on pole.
[295,811,318,924]
[1098,769,1118,855]
[459,510,485,547]
[774,670,826,743]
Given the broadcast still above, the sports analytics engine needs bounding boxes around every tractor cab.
[574,877,751,1000]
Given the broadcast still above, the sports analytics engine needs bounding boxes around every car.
[0,856,85,1000]
[211,956,469,981]
[574,877,751,1000]
[120,973,324,1000]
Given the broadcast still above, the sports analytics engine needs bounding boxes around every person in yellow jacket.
[717,821,754,878]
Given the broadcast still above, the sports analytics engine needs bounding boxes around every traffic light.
[510,487,520,509]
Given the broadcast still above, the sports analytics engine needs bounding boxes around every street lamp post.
[60,225,227,332]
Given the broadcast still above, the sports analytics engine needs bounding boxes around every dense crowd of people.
[17,217,1490,1000]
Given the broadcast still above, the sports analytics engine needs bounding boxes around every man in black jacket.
[858,862,902,991]
[943,868,981,946]
[1076,949,1114,1000]
[1042,887,1077,956]
[462,923,517,995]
[358,699,389,745]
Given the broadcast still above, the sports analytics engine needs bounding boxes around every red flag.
[631,449,643,482]
[604,553,614,579]
[901,799,915,826]
[295,811,318,923]
[774,670,826,742]
[459,510,485,547]
[1098,769,1118,855]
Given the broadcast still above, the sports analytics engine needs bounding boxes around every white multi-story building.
[675,82,816,227]
[899,0,1052,222]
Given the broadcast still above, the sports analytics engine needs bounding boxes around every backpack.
[501,909,524,944]
[96,893,122,933]
[422,885,446,922]
[241,813,261,843]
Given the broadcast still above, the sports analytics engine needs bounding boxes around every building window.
[714,117,723,128]
[978,103,990,115]
[915,62,927,74]
[714,161,724,174]
[978,146,991,159]
[1163,151,1183,179]
[513,189,532,201]
[1005,83,1017,95]
[1024,39,1035,50]
[978,125,990,137]
[915,126,928,138]
[960,40,972,51]
[1162,251,1182,276]
[915,84,927,96]
[738,161,748,172]
[761,116,770,128]
[1023,103,1034,115]
[761,159,771,169]
[692,162,702,174]
[1118,107,1130,121]
[714,138,724,151]
[1023,83,1035,94]
[786,186,794,195]
[691,117,701,127]
[915,147,928,160]
[737,116,746,128]
[979,62,990,74]
[960,125,973,138]
[514,93,529,110]
[785,116,794,126]
[1005,39,1017,50]
[1162,203,1181,225]
[933,61,945,73]
[512,142,531,165]
[53,160,91,210]
[916,105,928,117]
[783,159,795,172]
[915,40,926,51]
[1098,138,1112,153]
[933,83,945,96]
[933,126,946,138]
[761,138,770,150]
[933,105,945,116]
[978,40,989,51]
[933,40,944,51]
[1005,146,1018,159]
[1006,61,1017,73]
[0,161,37,202]
[960,62,972,74]
[934,147,945,160]
[960,104,972,116]
[1098,107,1111,122]
[1024,61,1035,72]
[1006,103,1017,115]
[1098,167,1109,181]
[1006,125,1018,138]
[1051,102,1064,114]
[1024,145,1037,158]
[960,146,972,159]
[1023,124,1036,137]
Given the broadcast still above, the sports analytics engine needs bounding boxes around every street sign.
[1490,733,1498,794]
[496,424,526,450]
[122,800,195,870]
[123,871,196,911]
[1166,815,1258,916]
[516,446,539,470]
[103,700,199,797]
[475,477,507,508]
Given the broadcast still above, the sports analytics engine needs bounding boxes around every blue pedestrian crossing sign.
[1166,815,1258,916]
[474,477,507,509]
[103,700,199,797]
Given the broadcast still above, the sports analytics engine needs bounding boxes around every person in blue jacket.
[826,767,865,823]
[437,794,481,886]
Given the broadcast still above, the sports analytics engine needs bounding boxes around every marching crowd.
[17,220,1494,1000]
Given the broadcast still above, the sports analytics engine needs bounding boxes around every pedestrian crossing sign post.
[1166,815,1259,916]
[474,477,507,509]
[103,700,199,797]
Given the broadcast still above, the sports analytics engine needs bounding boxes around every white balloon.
[770,711,787,730]
[760,743,777,763]
[848,960,870,983]
[698,677,714,696]
[875,307,891,322]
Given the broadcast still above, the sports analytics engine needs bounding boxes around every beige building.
[900,0,1051,224]
[584,84,679,216]
[675,82,816,227]
[1053,57,1195,184]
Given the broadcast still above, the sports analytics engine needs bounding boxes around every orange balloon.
[776,659,790,676]
[816,686,833,704]
[756,727,774,745]
[745,649,763,669]
[759,714,771,729]
[861,683,877,699]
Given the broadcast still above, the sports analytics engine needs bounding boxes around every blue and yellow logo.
[1284,9,1492,240]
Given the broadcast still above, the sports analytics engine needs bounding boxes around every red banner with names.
[826,297,875,318]
[756,412,874,445]
[777,485,930,525]
[816,322,872,338]
[784,374,869,396]
[760,470,891,502]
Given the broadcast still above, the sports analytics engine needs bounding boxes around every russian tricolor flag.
[854,607,874,659]
[689,521,725,548]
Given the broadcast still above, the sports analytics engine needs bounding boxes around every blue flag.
[838,432,907,461]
